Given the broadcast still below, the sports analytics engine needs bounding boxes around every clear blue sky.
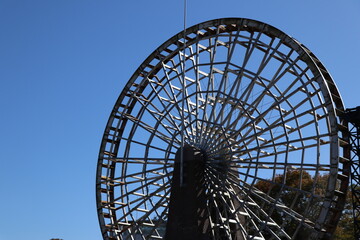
[0,1,359,240]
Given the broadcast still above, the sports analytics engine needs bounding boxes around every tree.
[253,170,353,239]
[333,187,354,240]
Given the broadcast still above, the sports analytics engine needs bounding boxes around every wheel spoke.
[97,19,348,240]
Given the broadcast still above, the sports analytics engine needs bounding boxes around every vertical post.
[344,107,360,239]
[165,145,210,240]
[180,0,187,187]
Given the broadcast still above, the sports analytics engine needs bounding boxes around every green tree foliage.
[253,170,353,239]
[333,188,354,240]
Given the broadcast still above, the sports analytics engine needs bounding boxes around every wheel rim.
[96,18,350,240]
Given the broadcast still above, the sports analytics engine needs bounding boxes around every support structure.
[165,144,245,240]
[165,145,210,240]
[344,107,360,239]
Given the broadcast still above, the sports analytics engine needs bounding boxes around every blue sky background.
[0,1,359,240]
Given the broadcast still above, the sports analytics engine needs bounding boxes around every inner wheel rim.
[96,18,350,240]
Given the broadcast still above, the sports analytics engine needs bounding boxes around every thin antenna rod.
[180,0,187,187]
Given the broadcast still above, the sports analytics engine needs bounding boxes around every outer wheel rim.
[96,18,350,240]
